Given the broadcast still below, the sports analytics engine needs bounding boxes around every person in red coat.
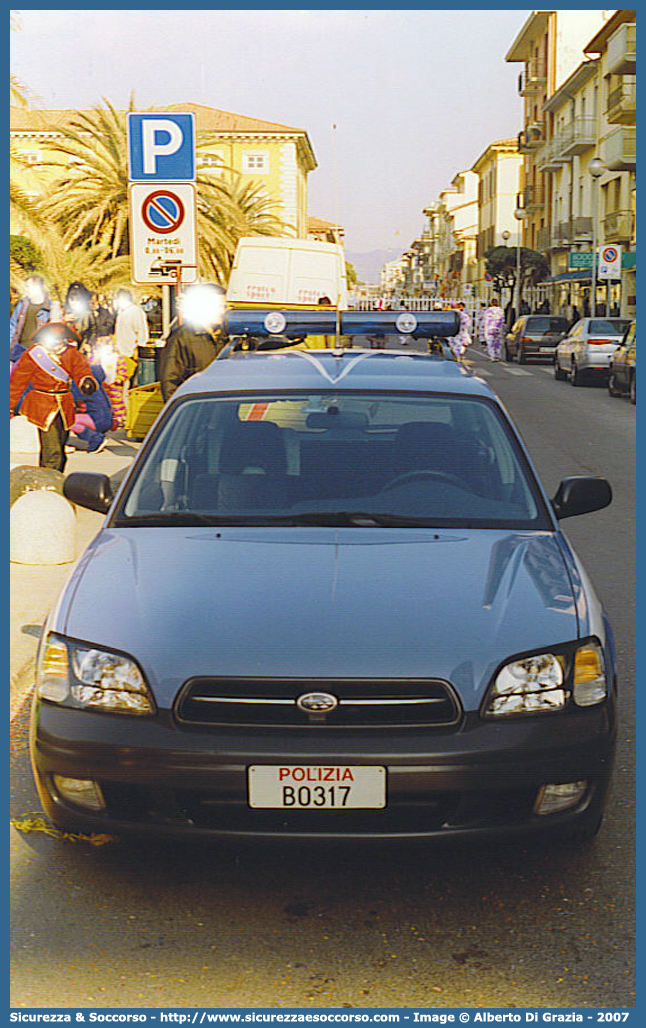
[10,320,99,472]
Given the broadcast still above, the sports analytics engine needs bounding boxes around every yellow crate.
[125,382,164,441]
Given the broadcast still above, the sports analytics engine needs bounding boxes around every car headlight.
[37,633,155,715]
[482,640,607,718]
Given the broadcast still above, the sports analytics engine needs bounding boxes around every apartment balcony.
[517,122,544,153]
[551,223,572,249]
[603,209,634,243]
[604,126,636,171]
[523,184,545,211]
[536,226,552,252]
[536,137,569,173]
[606,79,636,126]
[560,118,597,157]
[571,217,593,242]
[606,23,636,75]
[518,59,547,96]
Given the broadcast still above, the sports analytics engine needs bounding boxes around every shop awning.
[547,271,592,283]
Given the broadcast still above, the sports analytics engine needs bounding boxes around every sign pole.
[162,285,172,338]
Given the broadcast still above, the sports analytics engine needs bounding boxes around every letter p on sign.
[127,112,195,182]
[142,120,184,174]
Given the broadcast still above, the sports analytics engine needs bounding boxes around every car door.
[611,341,627,388]
[506,318,523,357]
[558,320,581,364]
[618,323,636,390]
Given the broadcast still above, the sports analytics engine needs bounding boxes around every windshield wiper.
[114,511,442,528]
[113,512,268,527]
[286,511,440,527]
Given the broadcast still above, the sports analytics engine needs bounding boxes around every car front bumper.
[31,699,617,841]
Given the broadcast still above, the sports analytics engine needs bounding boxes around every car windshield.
[590,319,632,335]
[525,317,569,334]
[115,392,549,529]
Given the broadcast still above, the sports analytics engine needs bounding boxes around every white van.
[226,237,348,310]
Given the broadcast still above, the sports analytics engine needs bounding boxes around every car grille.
[96,782,539,836]
[175,678,461,729]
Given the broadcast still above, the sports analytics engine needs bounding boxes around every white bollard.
[10,490,77,565]
[10,415,40,453]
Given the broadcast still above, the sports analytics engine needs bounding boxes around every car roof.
[172,348,497,401]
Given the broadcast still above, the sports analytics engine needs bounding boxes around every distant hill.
[346,248,402,287]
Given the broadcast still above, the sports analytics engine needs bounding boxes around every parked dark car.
[30,310,616,846]
[607,320,636,404]
[504,315,570,364]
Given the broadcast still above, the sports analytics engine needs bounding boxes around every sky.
[10,8,533,259]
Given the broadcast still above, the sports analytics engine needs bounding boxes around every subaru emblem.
[297,692,339,715]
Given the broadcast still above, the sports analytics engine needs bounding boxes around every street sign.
[598,244,622,280]
[127,112,195,182]
[568,251,594,270]
[569,250,635,271]
[128,183,198,285]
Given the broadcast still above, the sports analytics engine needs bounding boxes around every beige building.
[10,101,317,240]
[584,11,636,316]
[505,10,611,255]
[537,59,601,313]
[472,139,523,300]
[307,216,344,246]
[420,171,479,299]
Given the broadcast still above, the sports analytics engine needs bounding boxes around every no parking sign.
[598,244,622,280]
[127,112,198,284]
[128,182,198,284]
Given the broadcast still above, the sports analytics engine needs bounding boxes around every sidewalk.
[10,430,141,709]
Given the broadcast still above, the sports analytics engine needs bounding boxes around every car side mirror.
[64,472,114,514]
[551,476,612,520]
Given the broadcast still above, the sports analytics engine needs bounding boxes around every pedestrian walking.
[447,303,472,361]
[113,288,149,418]
[9,314,99,472]
[483,298,506,361]
[475,302,487,348]
[64,281,96,355]
[10,274,52,366]
[93,293,116,344]
[160,284,226,401]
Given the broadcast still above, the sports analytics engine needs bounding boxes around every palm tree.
[38,97,289,283]
[39,98,133,258]
[10,12,38,108]
[197,168,289,282]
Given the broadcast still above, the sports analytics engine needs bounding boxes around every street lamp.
[514,207,527,319]
[588,157,606,317]
[501,231,511,310]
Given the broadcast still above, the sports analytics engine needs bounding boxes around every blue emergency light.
[222,309,460,340]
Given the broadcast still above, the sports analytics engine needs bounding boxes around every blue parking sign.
[128,113,195,182]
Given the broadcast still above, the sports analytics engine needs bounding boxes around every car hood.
[59,527,583,710]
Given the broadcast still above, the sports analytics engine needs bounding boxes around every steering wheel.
[380,470,467,492]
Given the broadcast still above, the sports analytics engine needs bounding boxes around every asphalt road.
[10,345,636,1011]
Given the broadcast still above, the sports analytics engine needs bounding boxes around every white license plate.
[248,765,386,809]
[539,346,555,353]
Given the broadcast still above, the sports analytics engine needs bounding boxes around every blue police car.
[30,310,616,844]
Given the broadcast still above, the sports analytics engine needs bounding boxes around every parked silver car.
[554,317,632,386]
